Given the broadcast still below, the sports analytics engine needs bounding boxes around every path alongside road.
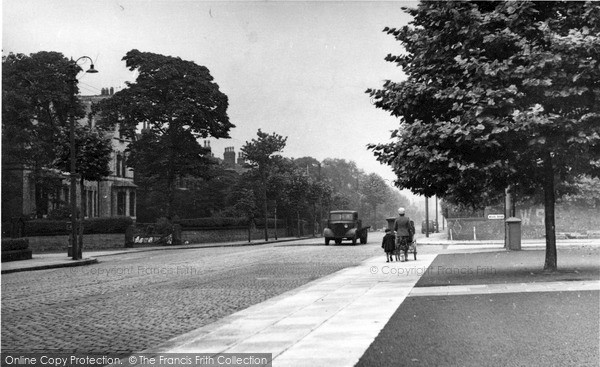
[136,252,440,367]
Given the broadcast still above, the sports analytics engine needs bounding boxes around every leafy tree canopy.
[94,50,233,217]
[368,1,600,206]
[95,49,233,139]
[241,129,288,172]
[240,129,288,240]
[2,51,87,168]
[368,1,600,270]
[54,126,112,181]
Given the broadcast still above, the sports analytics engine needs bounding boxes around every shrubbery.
[23,217,134,236]
[176,217,284,229]
[83,217,134,234]
[1,238,30,251]
[47,206,72,220]
[176,217,248,228]
[254,218,286,229]
[20,216,284,236]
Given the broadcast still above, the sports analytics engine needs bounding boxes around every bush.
[254,218,286,229]
[176,217,248,228]
[155,217,173,235]
[1,238,30,251]
[24,220,69,236]
[83,217,134,234]
[48,206,73,220]
[24,217,134,236]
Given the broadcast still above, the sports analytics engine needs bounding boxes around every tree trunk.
[166,177,175,219]
[543,151,557,271]
[297,210,300,237]
[247,219,251,243]
[274,204,278,240]
[261,182,268,241]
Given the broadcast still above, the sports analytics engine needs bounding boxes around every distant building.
[222,146,247,174]
[1,89,137,221]
[175,143,247,191]
[201,141,246,173]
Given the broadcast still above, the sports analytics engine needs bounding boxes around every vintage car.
[421,219,438,234]
[323,210,370,245]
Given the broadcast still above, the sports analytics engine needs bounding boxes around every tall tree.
[232,188,258,242]
[241,130,287,241]
[95,49,233,218]
[368,1,600,270]
[2,51,109,220]
[361,173,389,227]
[283,168,311,237]
[55,125,112,247]
[321,158,366,211]
[2,52,79,168]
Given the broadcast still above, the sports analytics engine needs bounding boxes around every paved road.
[1,235,384,354]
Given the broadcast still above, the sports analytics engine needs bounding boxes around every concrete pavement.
[138,253,439,367]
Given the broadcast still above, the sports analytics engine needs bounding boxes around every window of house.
[117,191,126,216]
[87,190,94,218]
[129,191,136,217]
[63,187,70,204]
[116,155,122,177]
[94,190,99,217]
[122,154,127,177]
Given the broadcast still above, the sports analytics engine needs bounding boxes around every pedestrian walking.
[381,228,396,262]
[394,207,414,262]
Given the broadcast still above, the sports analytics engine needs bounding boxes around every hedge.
[1,238,30,251]
[176,217,247,228]
[176,217,285,229]
[22,217,134,236]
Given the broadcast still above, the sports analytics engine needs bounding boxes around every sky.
[3,0,416,193]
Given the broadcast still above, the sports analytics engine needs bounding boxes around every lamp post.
[69,56,98,260]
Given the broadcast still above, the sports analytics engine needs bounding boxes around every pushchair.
[394,220,417,261]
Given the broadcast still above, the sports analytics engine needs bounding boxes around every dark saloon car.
[421,220,438,234]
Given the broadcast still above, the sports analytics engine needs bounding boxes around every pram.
[391,219,418,261]
[394,236,417,261]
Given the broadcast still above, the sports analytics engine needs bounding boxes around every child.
[382,228,396,262]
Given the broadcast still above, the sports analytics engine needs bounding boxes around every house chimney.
[224,147,236,168]
[237,152,245,166]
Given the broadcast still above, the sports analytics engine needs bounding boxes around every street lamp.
[69,56,98,260]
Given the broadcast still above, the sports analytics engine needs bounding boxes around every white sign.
[488,214,505,220]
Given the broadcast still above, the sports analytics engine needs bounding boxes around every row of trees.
[368,1,600,270]
[134,128,414,238]
[237,131,415,238]
[2,49,410,237]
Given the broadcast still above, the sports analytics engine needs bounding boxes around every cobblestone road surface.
[2,236,383,354]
